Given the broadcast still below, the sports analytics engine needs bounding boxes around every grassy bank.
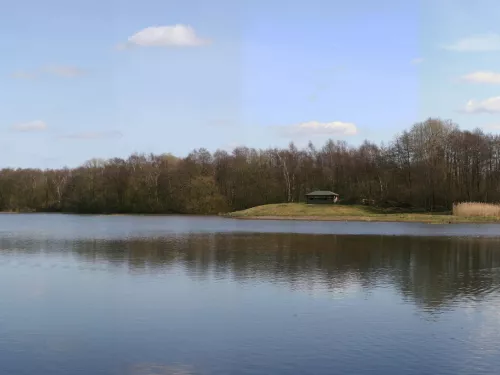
[225,203,500,224]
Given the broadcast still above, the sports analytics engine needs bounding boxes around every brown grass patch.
[452,202,500,217]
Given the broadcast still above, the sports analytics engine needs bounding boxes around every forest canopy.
[1,118,499,214]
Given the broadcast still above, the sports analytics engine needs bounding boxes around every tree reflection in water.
[2,233,500,313]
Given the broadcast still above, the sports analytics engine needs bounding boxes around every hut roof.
[306,190,339,196]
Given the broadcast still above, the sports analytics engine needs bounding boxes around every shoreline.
[224,203,500,225]
[0,211,208,217]
[225,215,500,224]
[2,210,500,225]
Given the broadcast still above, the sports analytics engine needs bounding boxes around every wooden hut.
[305,191,339,204]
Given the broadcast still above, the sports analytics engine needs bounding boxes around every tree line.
[1,117,500,214]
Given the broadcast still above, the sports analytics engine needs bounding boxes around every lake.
[1,214,500,375]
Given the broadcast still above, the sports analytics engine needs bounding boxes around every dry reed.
[452,202,500,217]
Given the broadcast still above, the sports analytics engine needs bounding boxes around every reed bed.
[453,202,500,217]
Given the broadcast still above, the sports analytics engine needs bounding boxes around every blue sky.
[1,0,500,169]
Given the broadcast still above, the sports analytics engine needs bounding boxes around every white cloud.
[280,121,358,137]
[11,120,47,132]
[119,24,209,49]
[59,130,123,140]
[411,57,424,64]
[461,71,500,84]
[463,97,500,114]
[445,34,500,51]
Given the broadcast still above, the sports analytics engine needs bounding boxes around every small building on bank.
[305,191,339,204]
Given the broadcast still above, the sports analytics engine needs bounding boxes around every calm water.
[1,214,500,375]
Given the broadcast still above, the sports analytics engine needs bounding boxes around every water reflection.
[2,233,500,312]
[128,363,196,375]
[2,228,500,375]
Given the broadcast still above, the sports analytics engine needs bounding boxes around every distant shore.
[224,203,500,224]
[3,205,500,224]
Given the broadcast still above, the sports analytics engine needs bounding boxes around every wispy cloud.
[444,34,500,52]
[278,121,358,137]
[11,120,47,132]
[461,71,500,84]
[42,65,87,77]
[462,97,500,114]
[411,57,424,64]
[59,130,123,140]
[482,123,500,131]
[10,65,87,79]
[219,141,245,152]
[117,24,210,49]
[11,70,38,80]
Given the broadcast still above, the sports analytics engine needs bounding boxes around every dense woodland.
[1,118,500,214]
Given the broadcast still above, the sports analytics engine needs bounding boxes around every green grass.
[224,203,500,224]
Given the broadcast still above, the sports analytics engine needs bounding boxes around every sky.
[1,0,500,169]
